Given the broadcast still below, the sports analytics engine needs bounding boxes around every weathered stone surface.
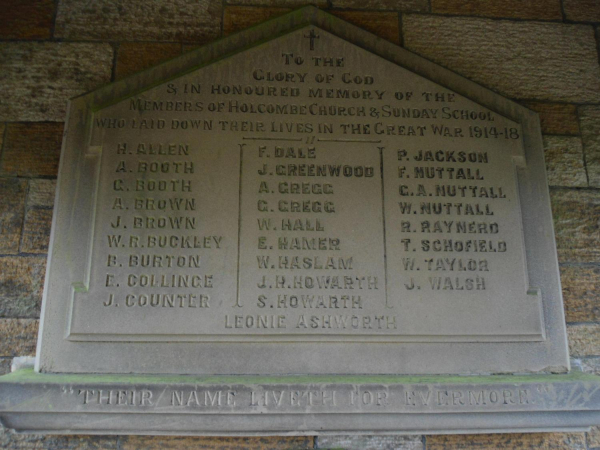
[330,11,400,44]
[579,106,600,187]
[431,0,562,20]
[317,435,423,449]
[116,43,182,80]
[27,179,56,208]
[425,432,587,449]
[403,16,600,103]
[564,0,600,22]
[0,178,27,254]
[225,7,400,43]
[0,123,63,177]
[0,256,46,318]
[522,102,579,136]
[330,0,428,12]
[224,6,291,36]
[561,265,600,323]
[551,189,600,263]
[0,319,38,357]
[569,324,600,357]
[543,136,587,187]
[55,0,221,42]
[20,209,52,254]
[0,428,119,449]
[0,0,55,40]
[0,43,113,122]
[119,436,313,449]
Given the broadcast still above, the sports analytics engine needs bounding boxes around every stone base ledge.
[1,369,600,435]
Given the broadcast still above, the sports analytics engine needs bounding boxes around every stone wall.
[1,0,599,448]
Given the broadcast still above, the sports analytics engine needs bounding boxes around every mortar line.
[0,122,7,170]
[221,0,226,37]
[559,0,567,22]
[50,0,60,40]
[398,12,404,46]
[110,43,119,83]
[576,107,592,187]
[594,26,600,68]
[405,10,566,24]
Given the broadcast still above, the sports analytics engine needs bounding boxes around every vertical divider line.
[235,143,244,308]
[379,146,392,309]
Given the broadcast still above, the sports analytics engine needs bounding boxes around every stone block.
[0,319,38,357]
[0,123,63,177]
[317,434,423,449]
[225,7,400,43]
[543,136,587,187]
[589,425,600,448]
[0,0,55,40]
[224,7,291,36]
[578,357,600,375]
[55,0,221,42]
[425,432,586,449]
[0,43,113,122]
[0,358,12,375]
[402,16,600,103]
[119,435,313,449]
[561,265,600,323]
[579,106,600,187]
[0,428,119,449]
[551,189,600,263]
[431,0,562,20]
[569,324,600,357]
[0,358,10,375]
[330,0,428,12]
[330,11,400,44]
[522,102,579,136]
[564,0,600,22]
[27,179,57,208]
[116,43,182,80]
[0,178,27,254]
[20,209,53,254]
[0,256,46,318]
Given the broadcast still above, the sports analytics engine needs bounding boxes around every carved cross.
[304,29,320,50]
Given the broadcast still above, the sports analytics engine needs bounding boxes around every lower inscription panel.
[2,370,599,435]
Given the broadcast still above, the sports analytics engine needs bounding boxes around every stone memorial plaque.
[36,7,568,375]
[5,8,598,437]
